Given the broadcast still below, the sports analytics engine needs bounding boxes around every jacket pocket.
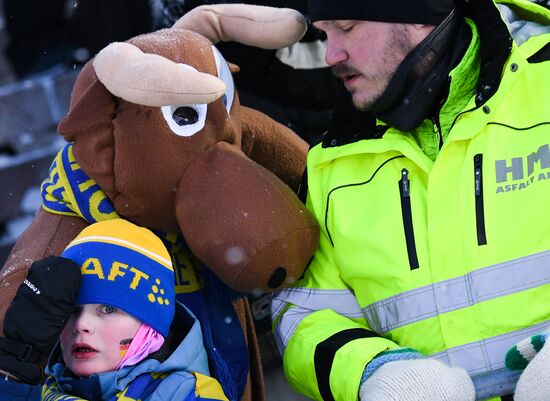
[474,154,487,245]
[399,168,419,269]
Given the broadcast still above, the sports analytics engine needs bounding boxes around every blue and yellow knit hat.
[61,220,175,337]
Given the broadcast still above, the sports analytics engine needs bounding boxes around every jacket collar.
[460,0,513,107]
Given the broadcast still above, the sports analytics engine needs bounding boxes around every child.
[0,219,228,401]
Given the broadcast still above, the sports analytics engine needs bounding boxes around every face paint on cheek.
[119,338,133,358]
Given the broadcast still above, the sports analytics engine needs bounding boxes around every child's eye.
[98,305,117,314]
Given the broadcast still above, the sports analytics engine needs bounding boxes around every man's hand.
[359,359,475,401]
[506,330,550,401]
[0,256,81,383]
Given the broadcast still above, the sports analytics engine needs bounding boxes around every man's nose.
[324,38,348,66]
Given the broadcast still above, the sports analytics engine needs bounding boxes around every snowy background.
[0,7,77,266]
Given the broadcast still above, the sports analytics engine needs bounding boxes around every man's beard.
[331,63,386,111]
[331,24,418,112]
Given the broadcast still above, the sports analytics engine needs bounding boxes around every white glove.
[359,359,475,401]
[514,340,550,401]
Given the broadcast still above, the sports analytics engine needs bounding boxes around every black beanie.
[308,0,454,25]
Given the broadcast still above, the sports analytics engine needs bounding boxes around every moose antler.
[173,4,307,49]
[93,42,226,107]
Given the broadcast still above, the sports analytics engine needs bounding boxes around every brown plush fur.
[58,28,318,292]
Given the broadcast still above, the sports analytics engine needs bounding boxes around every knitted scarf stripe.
[41,144,118,222]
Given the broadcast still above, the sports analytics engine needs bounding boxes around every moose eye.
[173,107,199,126]
[212,46,235,115]
[161,102,206,137]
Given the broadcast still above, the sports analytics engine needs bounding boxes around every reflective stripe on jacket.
[273,1,550,400]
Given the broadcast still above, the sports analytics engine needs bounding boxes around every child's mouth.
[71,344,98,357]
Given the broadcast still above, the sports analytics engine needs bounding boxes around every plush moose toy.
[0,5,318,401]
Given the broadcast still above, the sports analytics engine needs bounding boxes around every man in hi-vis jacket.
[272,0,550,400]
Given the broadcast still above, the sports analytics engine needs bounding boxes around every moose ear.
[57,60,118,195]
[58,61,116,143]
[228,62,240,74]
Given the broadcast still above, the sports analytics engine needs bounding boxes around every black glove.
[0,256,81,383]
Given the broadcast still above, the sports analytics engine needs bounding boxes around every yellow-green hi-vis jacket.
[272,1,550,400]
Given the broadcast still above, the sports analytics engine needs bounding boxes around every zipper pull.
[398,167,419,269]
[400,168,410,197]
[473,154,487,245]
[474,154,482,196]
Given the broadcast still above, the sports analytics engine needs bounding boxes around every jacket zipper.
[474,154,487,245]
[432,76,450,151]
[432,116,443,150]
[399,168,419,269]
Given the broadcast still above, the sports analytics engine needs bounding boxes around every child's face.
[59,304,141,377]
